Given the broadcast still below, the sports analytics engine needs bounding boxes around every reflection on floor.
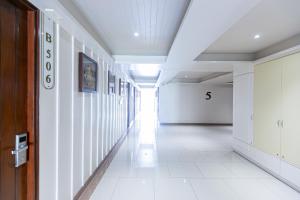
[90,116,300,200]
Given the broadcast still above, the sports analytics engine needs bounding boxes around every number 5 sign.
[41,15,55,89]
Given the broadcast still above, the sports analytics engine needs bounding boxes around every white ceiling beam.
[156,61,257,86]
[200,73,233,85]
[255,33,300,60]
[195,53,255,61]
[166,0,262,66]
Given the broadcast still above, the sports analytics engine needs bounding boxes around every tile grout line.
[193,161,205,178]
[108,177,120,200]
[153,177,156,200]
[187,179,200,200]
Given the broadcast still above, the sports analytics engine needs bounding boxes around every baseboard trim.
[233,139,300,193]
[234,150,300,193]
[160,123,233,126]
[74,127,132,200]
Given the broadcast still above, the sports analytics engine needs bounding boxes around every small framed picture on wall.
[79,52,97,93]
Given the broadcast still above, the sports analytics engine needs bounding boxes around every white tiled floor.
[90,114,300,200]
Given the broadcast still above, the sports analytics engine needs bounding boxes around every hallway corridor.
[3,1,300,199]
[90,120,300,200]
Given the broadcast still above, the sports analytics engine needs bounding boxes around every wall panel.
[105,65,109,156]
[91,52,98,172]
[83,47,92,181]
[36,7,131,199]
[97,57,104,165]
[103,65,108,157]
[57,27,73,200]
[72,38,84,195]
[39,22,59,200]
[108,66,113,151]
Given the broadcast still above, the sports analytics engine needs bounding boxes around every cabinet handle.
[276,120,280,127]
[281,120,284,128]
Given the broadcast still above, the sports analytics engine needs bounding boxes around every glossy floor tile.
[90,113,300,200]
[190,179,238,200]
[111,178,154,200]
[155,178,197,200]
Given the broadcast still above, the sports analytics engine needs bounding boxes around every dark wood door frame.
[1,0,39,199]
[26,2,39,199]
[22,1,40,199]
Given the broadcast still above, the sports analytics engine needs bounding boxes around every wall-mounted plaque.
[119,78,125,96]
[108,70,115,95]
[41,15,55,89]
[79,52,97,93]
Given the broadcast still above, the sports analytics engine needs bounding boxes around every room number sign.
[205,91,212,100]
[41,15,55,89]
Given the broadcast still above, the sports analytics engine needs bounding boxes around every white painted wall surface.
[27,1,132,199]
[233,63,253,144]
[158,83,233,124]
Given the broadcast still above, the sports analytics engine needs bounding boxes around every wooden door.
[281,52,300,168]
[253,59,282,156]
[0,0,38,199]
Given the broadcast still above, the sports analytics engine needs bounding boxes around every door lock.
[11,133,28,167]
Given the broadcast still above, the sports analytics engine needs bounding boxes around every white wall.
[233,63,253,144]
[28,1,130,199]
[158,83,233,124]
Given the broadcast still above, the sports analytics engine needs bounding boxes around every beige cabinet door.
[281,52,300,168]
[254,59,282,156]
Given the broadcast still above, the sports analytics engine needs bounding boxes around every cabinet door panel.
[282,52,300,168]
[254,60,282,156]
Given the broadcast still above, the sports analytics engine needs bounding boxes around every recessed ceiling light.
[184,75,188,78]
[254,34,261,39]
[134,32,139,37]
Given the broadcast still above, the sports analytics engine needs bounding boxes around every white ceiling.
[62,0,300,86]
[205,0,300,53]
[72,0,190,56]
